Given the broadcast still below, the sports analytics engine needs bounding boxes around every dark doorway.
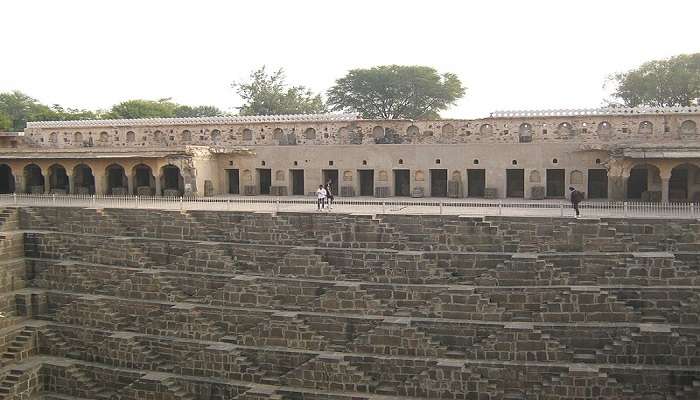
[546,169,565,198]
[627,168,648,200]
[394,169,410,196]
[161,165,183,196]
[257,168,271,195]
[669,167,689,202]
[133,164,155,195]
[588,169,608,199]
[467,169,485,197]
[73,165,94,195]
[0,165,15,194]
[106,164,127,195]
[24,164,45,194]
[323,169,339,196]
[48,165,69,193]
[227,169,239,194]
[358,169,374,196]
[430,169,448,197]
[506,169,525,198]
[291,169,305,195]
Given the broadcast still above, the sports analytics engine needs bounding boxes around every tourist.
[316,185,327,211]
[325,181,334,210]
[569,186,584,218]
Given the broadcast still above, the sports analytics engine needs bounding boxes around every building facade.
[1,107,699,201]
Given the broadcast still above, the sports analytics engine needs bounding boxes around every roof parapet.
[491,106,700,118]
[25,113,359,129]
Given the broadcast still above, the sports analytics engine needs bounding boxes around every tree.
[105,99,179,119]
[608,53,700,107]
[232,66,326,116]
[0,91,54,130]
[327,65,466,119]
[174,105,224,118]
[0,112,11,131]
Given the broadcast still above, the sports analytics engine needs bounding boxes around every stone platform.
[0,206,699,399]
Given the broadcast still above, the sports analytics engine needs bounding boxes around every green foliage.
[0,112,11,131]
[0,91,101,130]
[609,53,700,107]
[233,66,327,116]
[327,65,466,119]
[105,99,224,119]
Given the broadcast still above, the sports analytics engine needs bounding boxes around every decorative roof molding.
[491,106,700,118]
[25,113,360,129]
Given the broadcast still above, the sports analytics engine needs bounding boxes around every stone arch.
[681,120,697,135]
[180,130,192,142]
[287,132,297,145]
[372,126,384,139]
[275,170,285,181]
[338,127,350,144]
[160,165,184,196]
[99,131,109,143]
[415,170,425,181]
[442,124,455,136]
[49,132,58,143]
[105,164,128,195]
[23,164,44,194]
[0,164,15,194]
[378,170,388,181]
[407,125,420,136]
[669,163,700,202]
[479,124,493,135]
[557,122,573,135]
[132,164,155,195]
[638,121,653,134]
[211,129,221,143]
[518,123,532,143]
[627,163,661,200]
[153,130,164,142]
[304,128,316,140]
[48,164,69,193]
[242,129,253,141]
[126,131,135,143]
[72,164,95,195]
[343,170,353,182]
[451,170,461,181]
[597,121,612,135]
[74,132,83,144]
[273,128,284,140]
[570,170,584,185]
[529,170,541,183]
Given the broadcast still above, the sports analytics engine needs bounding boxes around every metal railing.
[0,193,698,218]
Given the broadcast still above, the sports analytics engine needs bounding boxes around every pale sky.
[1,0,699,119]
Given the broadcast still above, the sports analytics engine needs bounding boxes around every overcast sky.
[1,0,698,118]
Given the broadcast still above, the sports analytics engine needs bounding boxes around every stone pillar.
[94,173,105,195]
[608,175,627,201]
[127,175,134,196]
[155,176,162,196]
[68,176,74,195]
[42,168,49,194]
[661,174,671,203]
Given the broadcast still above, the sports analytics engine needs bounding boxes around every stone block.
[244,185,257,196]
[375,186,390,198]
[530,186,545,200]
[411,187,424,198]
[484,187,498,199]
[340,186,355,197]
[270,186,288,196]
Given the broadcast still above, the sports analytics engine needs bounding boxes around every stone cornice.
[491,106,700,118]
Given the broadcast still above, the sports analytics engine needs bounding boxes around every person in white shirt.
[316,185,327,211]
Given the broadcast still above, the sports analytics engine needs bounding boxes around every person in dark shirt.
[569,186,584,218]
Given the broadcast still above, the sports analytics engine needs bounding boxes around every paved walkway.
[2,194,698,219]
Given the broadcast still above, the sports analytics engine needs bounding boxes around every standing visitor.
[316,185,327,211]
[569,186,584,218]
[325,180,334,210]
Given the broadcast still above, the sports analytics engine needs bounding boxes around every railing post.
[92,195,96,206]
[623,201,628,218]
[439,202,443,215]
[498,200,502,216]
[13,193,16,204]
[692,203,695,218]
[559,203,564,217]
[276,196,280,213]
[179,196,183,211]
[52,193,56,205]
[382,202,386,214]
